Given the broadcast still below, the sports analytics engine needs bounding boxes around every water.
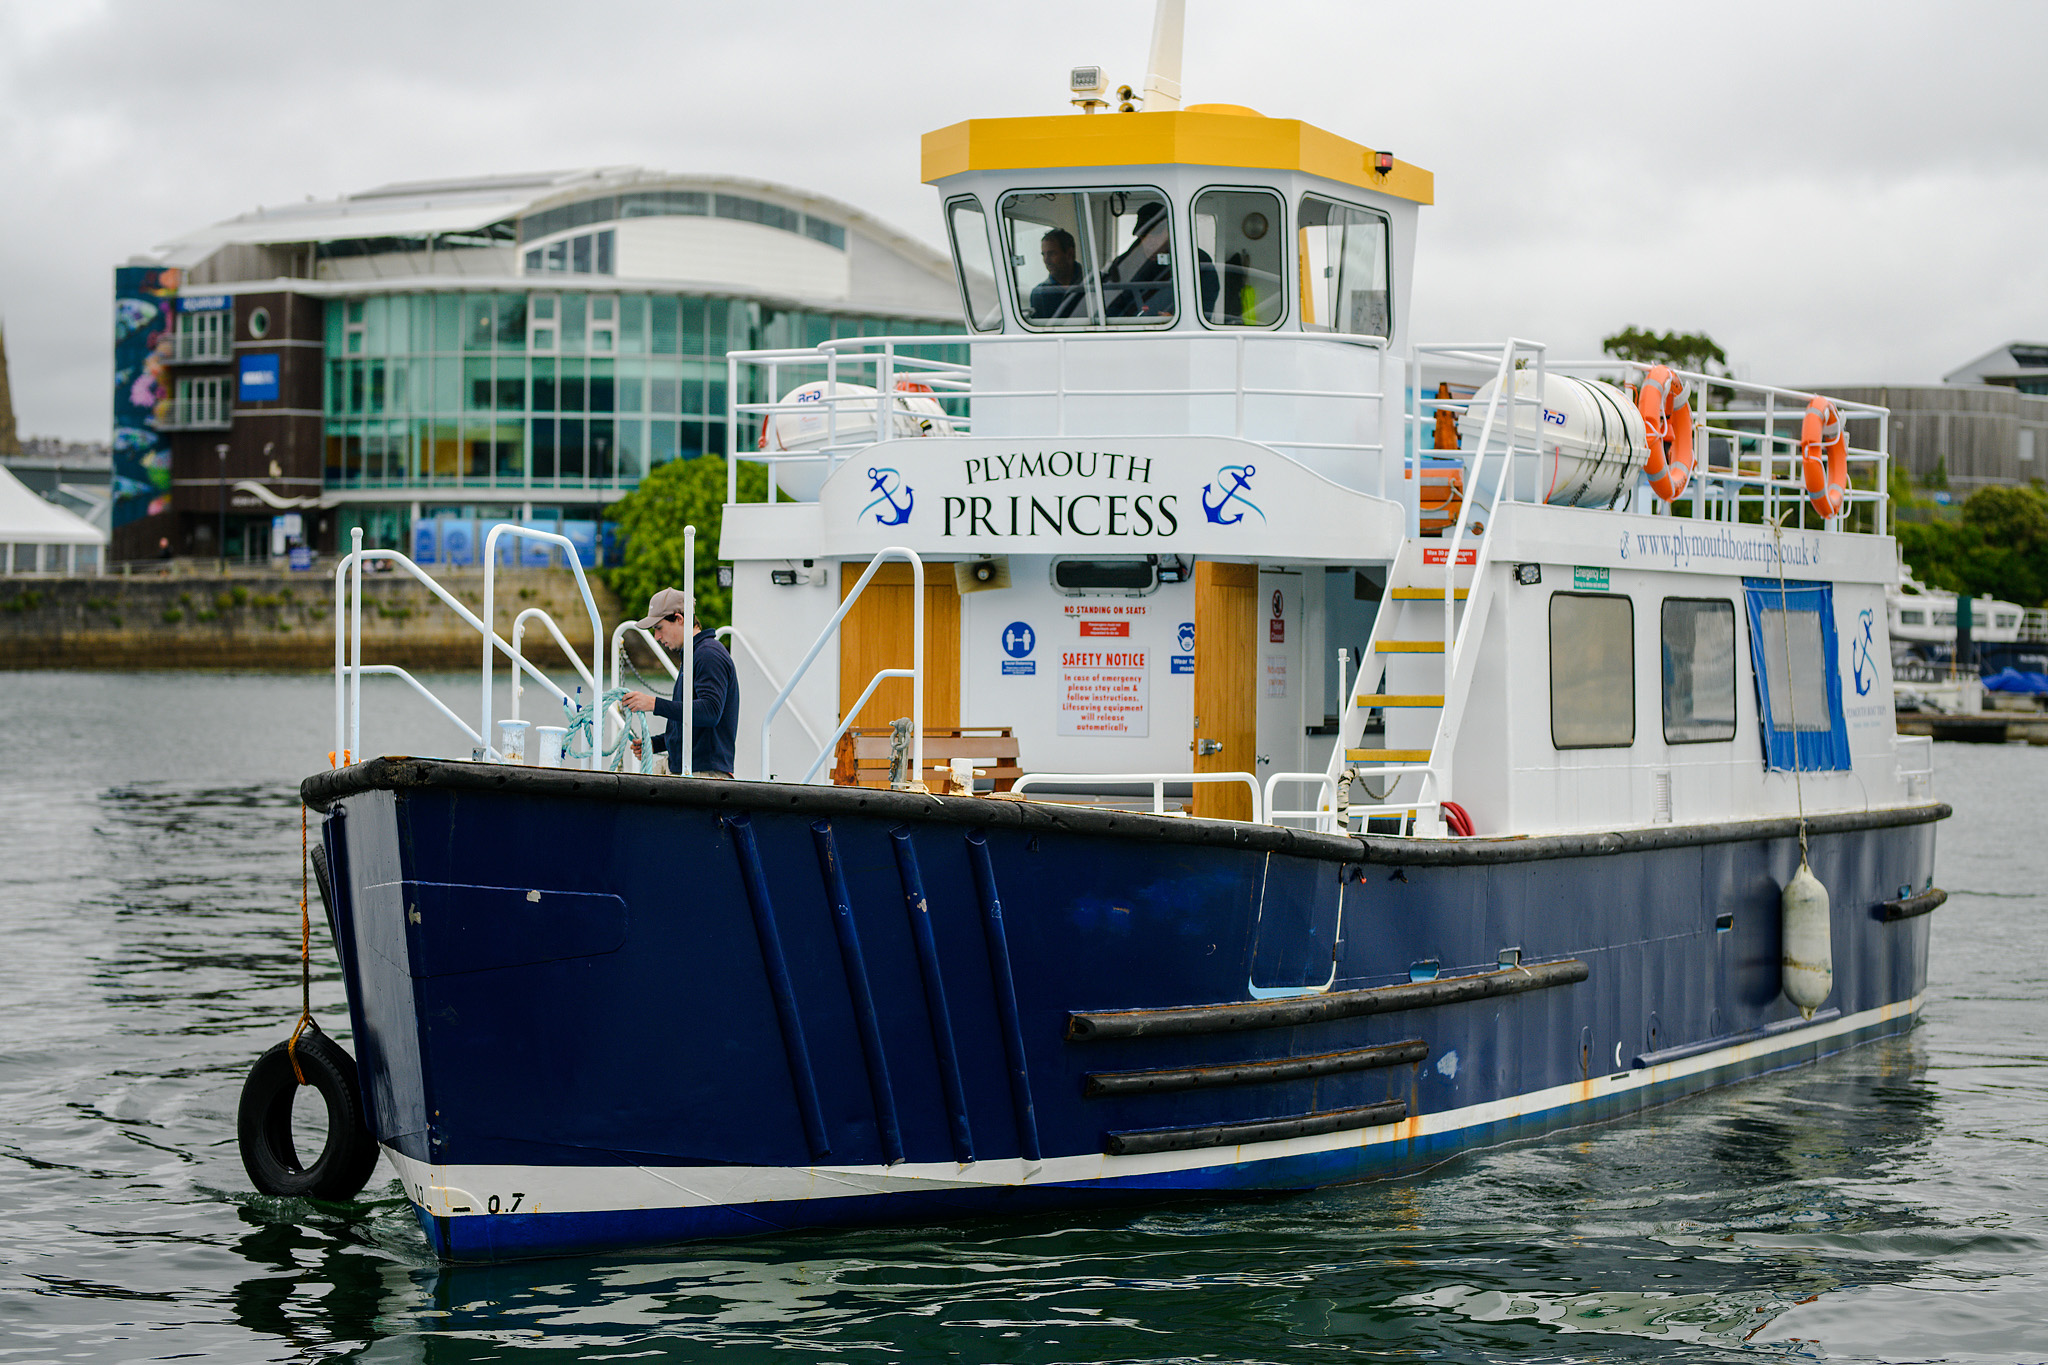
[2,671,2044,1363]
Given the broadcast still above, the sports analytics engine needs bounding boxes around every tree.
[1600,327,1730,378]
[605,456,771,627]
[1896,481,2048,607]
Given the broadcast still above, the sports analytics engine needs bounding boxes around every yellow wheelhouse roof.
[921,106,1432,205]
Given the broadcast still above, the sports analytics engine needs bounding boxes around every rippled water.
[2,671,2044,1363]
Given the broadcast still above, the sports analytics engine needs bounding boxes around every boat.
[271,5,1948,1263]
[1888,571,2048,680]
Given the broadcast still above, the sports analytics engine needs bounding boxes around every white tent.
[0,461,107,575]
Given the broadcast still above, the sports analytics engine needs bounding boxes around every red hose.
[1442,801,1475,837]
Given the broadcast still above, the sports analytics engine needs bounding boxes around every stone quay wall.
[0,567,624,670]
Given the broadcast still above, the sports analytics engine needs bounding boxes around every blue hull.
[305,760,1942,1264]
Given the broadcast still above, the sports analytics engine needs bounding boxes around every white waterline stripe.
[385,993,1920,1220]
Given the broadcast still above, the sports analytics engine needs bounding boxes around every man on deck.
[620,587,738,778]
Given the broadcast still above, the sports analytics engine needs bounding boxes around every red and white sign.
[1058,649,1149,737]
[1079,620,1130,638]
[1422,547,1478,566]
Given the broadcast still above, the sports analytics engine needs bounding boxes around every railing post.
[349,527,363,762]
[910,553,925,784]
[727,352,740,504]
[682,525,696,778]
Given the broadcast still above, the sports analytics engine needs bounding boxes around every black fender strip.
[1068,959,1588,1041]
[1106,1099,1409,1156]
[1875,888,1946,921]
[1084,1039,1428,1097]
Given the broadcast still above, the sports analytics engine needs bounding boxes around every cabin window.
[1549,593,1635,749]
[1192,188,1284,328]
[945,197,1003,333]
[1742,579,1852,772]
[1052,558,1159,596]
[1898,609,1925,625]
[998,188,1178,331]
[1297,196,1391,337]
[1661,598,1737,743]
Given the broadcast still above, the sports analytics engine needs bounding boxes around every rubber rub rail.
[1084,1039,1428,1098]
[1106,1099,1409,1156]
[1067,959,1589,1041]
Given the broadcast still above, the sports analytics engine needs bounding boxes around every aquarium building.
[111,169,964,563]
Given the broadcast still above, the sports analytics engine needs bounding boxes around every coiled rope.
[560,687,657,773]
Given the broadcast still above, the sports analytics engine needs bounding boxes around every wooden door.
[839,561,961,730]
[1193,560,1258,820]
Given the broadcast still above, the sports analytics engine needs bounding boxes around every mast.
[1141,0,1185,111]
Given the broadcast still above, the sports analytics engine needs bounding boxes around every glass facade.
[322,290,961,493]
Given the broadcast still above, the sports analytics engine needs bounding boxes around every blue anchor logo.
[1201,464,1265,525]
[858,466,915,527]
[1852,607,1876,696]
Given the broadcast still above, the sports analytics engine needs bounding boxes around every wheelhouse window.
[999,189,1178,330]
[1192,188,1284,328]
[945,197,1003,333]
[1550,592,1635,749]
[1742,579,1851,771]
[1662,598,1737,743]
[1297,195,1390,336]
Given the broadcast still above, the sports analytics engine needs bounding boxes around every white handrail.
[681,526,696,776]
[1265,771,1337,830]
[1011,771,1263,823]
[800,668,915,786]
[759,547,923,784]
[352,665,487,748]
[482,524,606,771]
[510,607,592,722]
[331,542,591,764]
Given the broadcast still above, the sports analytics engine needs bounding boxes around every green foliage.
[161,606,184,624]
[1896,481,2048,607]
[1926,455,1950,491]
[605,456,771,627]
[2,591,41,613]
[1601,327,1730,378]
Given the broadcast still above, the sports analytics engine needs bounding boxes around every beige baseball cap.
[634,587,691,629]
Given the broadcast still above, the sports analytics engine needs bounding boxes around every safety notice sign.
[1058,649,1149,737]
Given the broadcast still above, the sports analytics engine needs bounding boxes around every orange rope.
[286,803,314,1086]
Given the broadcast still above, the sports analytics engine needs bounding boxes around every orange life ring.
[1802,397,1848,519]
[1637,365,1695,501]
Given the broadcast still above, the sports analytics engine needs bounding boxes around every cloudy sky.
[3,0,2044,440]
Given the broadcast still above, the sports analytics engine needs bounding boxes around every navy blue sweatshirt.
[651,629,738,775]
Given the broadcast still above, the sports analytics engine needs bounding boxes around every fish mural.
[111,267,182,529]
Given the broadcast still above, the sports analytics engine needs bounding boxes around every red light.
[1373,150,1394,175]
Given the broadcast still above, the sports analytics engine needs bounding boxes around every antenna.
[1141,0,1185,111]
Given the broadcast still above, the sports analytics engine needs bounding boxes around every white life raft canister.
[1462,371,1649,509]
[758,380,954,454]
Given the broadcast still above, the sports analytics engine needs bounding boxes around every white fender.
[1781,862,1833,1019]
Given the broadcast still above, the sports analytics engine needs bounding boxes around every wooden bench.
[830,725,1023,793]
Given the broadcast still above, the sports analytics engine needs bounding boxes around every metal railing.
[331,529,595,764]
[509,607,594,722]
[1409,356,1892,537]
[480,523,608,769]
[725,331,1399,504]
[1012,771,1264,822]
[758,547,924,785]
[1896,734,1935,802]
